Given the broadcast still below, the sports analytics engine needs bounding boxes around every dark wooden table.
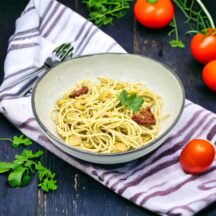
[0,0,216,215]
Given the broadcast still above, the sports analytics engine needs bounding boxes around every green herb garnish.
[0,150,43,188]
[82,0,131,26]
[0,134,32,148]
[7,166,30,187]
[0,162,17,174]
[0,136,57,192]
[119,90,144,112]
[36,162,57,192]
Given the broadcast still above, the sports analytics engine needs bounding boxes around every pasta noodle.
[51,77,163,153]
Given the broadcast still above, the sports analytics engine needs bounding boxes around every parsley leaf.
[11,135,32,148]
[21,172,31,186]
[21,150,43,159]
[38,178,58,192]
[35,162,52,181]
[36,162,58,192]
[119,90,144,112]
[0,135,57,192]
[14,154,28,164]
[0,162,16,174]
[119,89,128,105]
[4,150,44,188]
[24,160,36,173]
[13,150,43,165]
[8,166,29,187]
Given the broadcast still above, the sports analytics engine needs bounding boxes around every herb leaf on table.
[0,136,58,193]
[0,162,16,173]
[11,135,32,148]
[8,166,30,187]
[36,162,58,192]
[0,134,32,148]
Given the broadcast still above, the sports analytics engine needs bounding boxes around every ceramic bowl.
[32,53,185,164]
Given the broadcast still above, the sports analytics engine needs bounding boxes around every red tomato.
[179,139,215,174]
[134,0,174,29]
[202,60,216,92]
[190,28,216,64]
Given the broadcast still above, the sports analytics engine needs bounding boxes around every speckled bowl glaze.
[32,53,185,164]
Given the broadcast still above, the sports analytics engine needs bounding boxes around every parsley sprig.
[119,90,144,112]
[0,135,57,192]
[82,0,131,26]
[0,134,32,148]
[36,162,57,192]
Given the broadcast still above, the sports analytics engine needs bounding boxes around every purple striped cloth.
[0,0,216,215]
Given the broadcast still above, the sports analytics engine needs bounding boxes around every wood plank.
[0,1,38,216]
[0,115,39,216]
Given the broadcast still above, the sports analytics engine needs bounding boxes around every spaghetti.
[51,77,163,153]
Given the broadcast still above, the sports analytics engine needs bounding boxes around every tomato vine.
[82,0,215,49]
[169,0,215,48]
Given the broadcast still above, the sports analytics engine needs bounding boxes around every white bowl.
[32,53,185,164]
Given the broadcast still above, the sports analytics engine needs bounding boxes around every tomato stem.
[195,0,215,28]
[146,0,157,4]
[173,0,215,29]
[172,0,189,19]
[173,16,179,41]
[0,138,12,142]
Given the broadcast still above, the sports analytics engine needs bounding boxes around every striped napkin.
[0,0,216,215]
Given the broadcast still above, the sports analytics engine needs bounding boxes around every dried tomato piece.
[132,107,156,126]
[69,86,89,98]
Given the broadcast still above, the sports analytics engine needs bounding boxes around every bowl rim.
[31,53,185,157]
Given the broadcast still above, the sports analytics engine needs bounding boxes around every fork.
[0,43,74,99]
[44,42,74,68]
[21,43,74,97]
